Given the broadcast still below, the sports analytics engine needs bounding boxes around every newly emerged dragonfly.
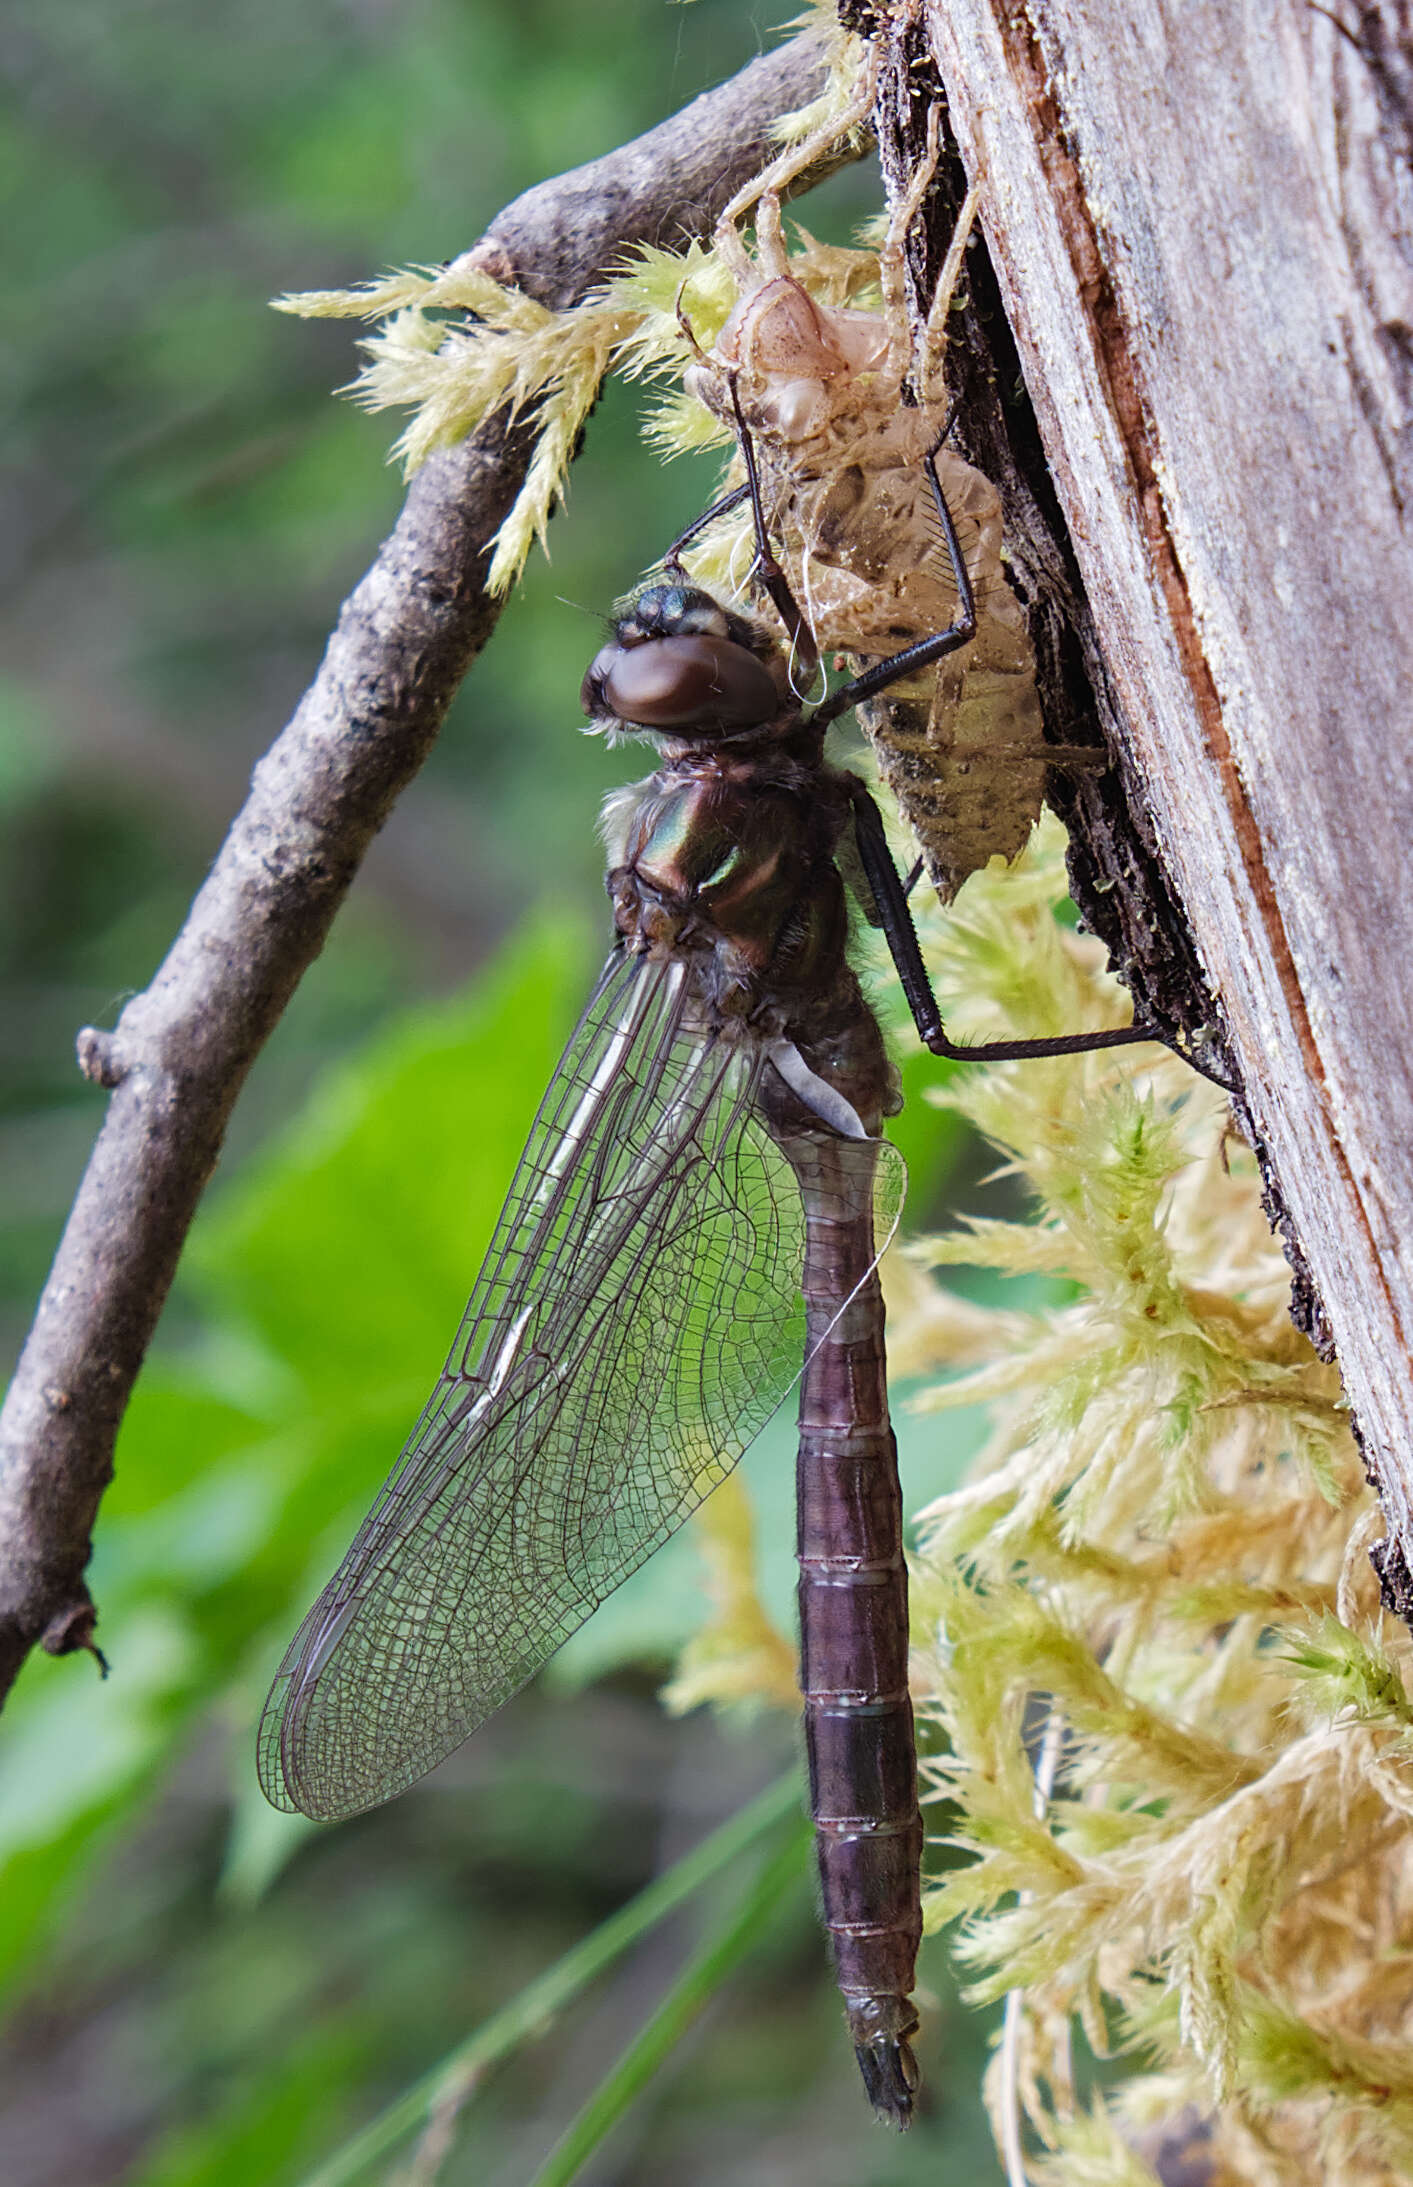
[258,453,1148,2125]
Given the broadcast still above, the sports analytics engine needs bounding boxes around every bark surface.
[898,1,1413,1599]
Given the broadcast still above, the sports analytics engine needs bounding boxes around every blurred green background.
[1,3,1007,2181]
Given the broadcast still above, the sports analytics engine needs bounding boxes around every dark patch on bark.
[1370,1524,1413,1621]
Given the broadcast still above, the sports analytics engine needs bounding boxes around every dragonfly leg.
[879,98,944,387]
[753,189,792,282]
[727,375,820,687]
[659,481,752,576]
[712,38,881,283]
[915,179,982,407]
[849,783,1159,1063]
[808,433,976,731]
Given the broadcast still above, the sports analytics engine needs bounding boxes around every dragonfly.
[258,446,1151,2127]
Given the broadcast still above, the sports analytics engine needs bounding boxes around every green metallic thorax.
[603,734,897,1134]
[609,748,845,986]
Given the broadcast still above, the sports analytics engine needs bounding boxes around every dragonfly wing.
[260,949,819,1821]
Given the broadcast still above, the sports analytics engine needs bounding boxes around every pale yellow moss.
[897,818,1413,2185]
[660,1470,798,1717]
[270,204,884,597]
[268,18,879,595]
[776,2,876,154]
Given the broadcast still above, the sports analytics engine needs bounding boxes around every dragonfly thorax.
[603,750,898,1136]
[587,575,898,1133]
[607,762,839,977]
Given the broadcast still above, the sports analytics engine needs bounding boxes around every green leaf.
[293,1773,802,2187]
[0,917,594,1993]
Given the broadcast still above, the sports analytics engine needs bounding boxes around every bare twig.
[0,34,848,1706]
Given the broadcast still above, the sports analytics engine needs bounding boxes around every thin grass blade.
[296,1771,801,2187]
[523,1809,812,2187]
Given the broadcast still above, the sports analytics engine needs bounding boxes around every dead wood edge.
[874,19,1381,1584]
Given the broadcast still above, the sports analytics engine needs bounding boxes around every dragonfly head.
[581,582,793,747]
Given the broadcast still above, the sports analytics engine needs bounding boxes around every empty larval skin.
[686,195,1049,901]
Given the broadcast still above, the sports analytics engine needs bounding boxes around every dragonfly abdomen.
[788,1138,922,2129]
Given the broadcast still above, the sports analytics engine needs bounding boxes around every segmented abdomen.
[785,1133,921,2129]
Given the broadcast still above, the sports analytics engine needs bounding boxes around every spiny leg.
[753,189,792,283]
[713,39,882,287]
[727,374,819,687]
[879,97,944,386]
[659,483,752,578]
[809,434,974,730]
[916,179,981,408]
[664,285,755,586]
[849,785,1156,1064]
[814,445,1151,1064]
[874,78,981,407]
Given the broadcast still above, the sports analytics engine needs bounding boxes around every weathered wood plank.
[922,1,1413,1591]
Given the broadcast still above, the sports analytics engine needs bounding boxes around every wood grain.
[921,0,1413,1597]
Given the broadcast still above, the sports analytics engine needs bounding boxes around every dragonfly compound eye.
[583,634,779,734]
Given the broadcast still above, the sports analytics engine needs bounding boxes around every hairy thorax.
[603,751,898,1133]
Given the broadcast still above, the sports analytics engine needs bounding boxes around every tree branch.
[0,35,841,1705]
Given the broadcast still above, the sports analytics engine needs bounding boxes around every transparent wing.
[260,949,895,1822]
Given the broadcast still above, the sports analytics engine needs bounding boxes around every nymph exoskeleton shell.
[685,188,1051,901]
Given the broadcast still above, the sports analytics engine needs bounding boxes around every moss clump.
[898,822,1413,2185]
[267,7,874,596]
